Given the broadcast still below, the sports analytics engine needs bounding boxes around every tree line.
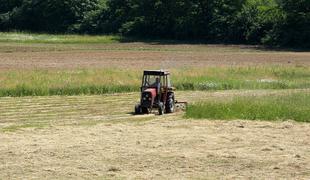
[0,0,309,47]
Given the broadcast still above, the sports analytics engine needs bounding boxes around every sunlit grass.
[0,66,309,97]
[0,32,121,44]
[1,122,48,132]
[185,92,310,122]
[173,66,310,90]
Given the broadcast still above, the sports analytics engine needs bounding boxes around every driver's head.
[156,77,160,83]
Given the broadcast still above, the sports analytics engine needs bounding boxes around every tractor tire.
[142,107,150,114]
[135,104,142,115]
[166,92,175,113]
[158,102,164,115]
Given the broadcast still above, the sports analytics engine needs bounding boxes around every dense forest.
[0,0,309,47]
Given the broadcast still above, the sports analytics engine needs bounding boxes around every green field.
[0,66,309,97]
[185,92,310,122]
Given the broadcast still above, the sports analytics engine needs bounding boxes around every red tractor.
[135,70,175,115]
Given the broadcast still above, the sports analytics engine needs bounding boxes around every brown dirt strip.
[0,43,309,70]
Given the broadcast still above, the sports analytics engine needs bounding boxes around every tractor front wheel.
[135,104,142,115]
[158,102,165,115]
[142,107,150,114]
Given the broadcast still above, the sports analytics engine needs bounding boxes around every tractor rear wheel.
[166,92,175,113]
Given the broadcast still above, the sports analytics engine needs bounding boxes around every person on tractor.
[151,77,160,94]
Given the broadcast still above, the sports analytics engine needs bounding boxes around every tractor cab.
[135,70,175,115]
[141,70,172,91]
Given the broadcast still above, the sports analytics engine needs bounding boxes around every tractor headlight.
[142,93,151,101]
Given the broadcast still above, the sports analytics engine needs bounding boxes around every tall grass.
[0,32,121,44]
[0,69,141,96]
[173,66,310,90]
[0,66,309,97]
[185,92,310,122]
[0,84,137,97]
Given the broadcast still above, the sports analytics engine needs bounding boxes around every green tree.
[0,0,308,48]
[3,0,102,32]
[274,0,310,47]
[0,0,23,30]
[0,0,22,14]
[232,0,282,44]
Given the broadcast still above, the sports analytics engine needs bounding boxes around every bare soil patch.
[0,43,309,70]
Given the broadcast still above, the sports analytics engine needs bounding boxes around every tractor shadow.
[126,104,186,116]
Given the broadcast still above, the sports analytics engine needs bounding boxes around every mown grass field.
[0,32,309,179]
[1,89,308,133]
[0,89,309,179]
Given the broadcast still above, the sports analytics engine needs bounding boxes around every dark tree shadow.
[118,36,310,52]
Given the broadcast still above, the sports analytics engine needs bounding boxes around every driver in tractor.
[151,77,161,94]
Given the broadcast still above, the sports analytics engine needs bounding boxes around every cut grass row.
[185,92,310,122]
[0,66,309,97]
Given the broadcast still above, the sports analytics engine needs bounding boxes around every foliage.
[268,0,310,47]
[232,0,283,44]
[0,0,104,32]
[0,0,309,47]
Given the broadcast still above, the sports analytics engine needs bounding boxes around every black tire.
[142,107,150,114]
[135,104,142,115]
[166,92,175,113]
[158,102,164,115]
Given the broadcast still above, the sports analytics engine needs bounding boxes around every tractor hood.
[143,88,157,98]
